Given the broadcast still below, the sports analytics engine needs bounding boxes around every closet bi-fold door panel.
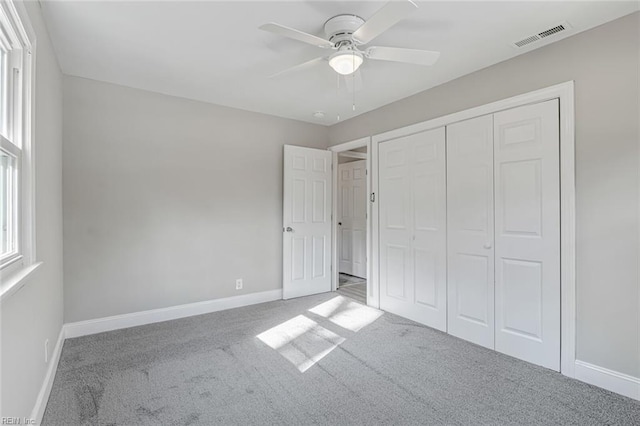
[446,115,495,349]
[379,128,447,331]
[494,99,560,371]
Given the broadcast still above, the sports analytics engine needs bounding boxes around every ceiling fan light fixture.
[329,50,363,75]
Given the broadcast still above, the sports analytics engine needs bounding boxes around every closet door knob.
[483,242,492,249]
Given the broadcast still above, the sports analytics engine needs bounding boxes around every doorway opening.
[337,273,366,304]
[330,139,372,307]
[336,150,367,304]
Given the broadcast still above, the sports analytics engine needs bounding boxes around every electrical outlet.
[44,339,49,363]
[235,278,243,290]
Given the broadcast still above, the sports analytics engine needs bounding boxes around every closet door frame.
[371,81,575,378]
[329,137,376,306]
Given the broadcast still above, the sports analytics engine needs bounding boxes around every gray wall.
[60,11,639,380]
[63,77,329,323]
[330,12,640,377]
[0,1,64,418]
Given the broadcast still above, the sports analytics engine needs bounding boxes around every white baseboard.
[575,360,640,400]
[31,326,65,425]
[64,289,283,339]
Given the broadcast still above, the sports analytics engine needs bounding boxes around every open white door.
[338,160,367,279]
[283,145,333,299]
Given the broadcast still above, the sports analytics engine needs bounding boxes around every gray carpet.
[43,292,640,425]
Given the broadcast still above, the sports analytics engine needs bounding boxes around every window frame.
[1,137,21,268]
[0,0,35,277]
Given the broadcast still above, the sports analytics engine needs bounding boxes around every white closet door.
[494,99,560,371]
[447,115,495,349]
[379,128,447,331]
[338,160,367,278]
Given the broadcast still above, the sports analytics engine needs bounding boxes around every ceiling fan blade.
[366,46,440,66]
[260,23,334,49]
[269,56,326,78]
[352,0,418,45]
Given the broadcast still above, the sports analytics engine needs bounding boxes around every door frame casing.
[369,81,576,377]
[329,137,376,307]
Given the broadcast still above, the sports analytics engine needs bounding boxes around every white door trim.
[329,137,376,307]
[371,81,576,377]
[338,151,367,160]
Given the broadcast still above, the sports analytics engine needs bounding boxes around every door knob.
[285,227,294,232]
[338,222,342,226]
[483,242,492,249]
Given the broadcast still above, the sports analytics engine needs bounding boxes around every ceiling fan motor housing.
[324,15,366,46]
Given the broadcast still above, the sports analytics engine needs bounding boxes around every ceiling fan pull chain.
[352,72,356,111]
[352,56,356,111]
[338,74,342,120]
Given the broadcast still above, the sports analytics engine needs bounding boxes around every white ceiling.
[40,1,638,125]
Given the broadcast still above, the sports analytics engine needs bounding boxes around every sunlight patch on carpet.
[309,295,383,332]
[256,315,345,372]
[256,297,384,372]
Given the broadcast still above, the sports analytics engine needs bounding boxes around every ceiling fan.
[260,0,440,78]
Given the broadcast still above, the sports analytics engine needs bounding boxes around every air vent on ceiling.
[514,35,540,47]
[512,21,572,48]
[539,24,566,38]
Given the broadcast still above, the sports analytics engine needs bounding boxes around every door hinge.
[370,192,376,203]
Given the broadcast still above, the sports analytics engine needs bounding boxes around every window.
[1,140,19,263]
[0,0,33,274]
